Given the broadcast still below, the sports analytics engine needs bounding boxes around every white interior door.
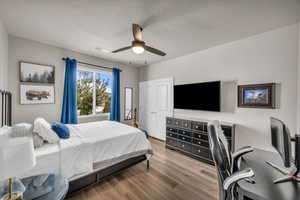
[155,79,173,140]
[139,82,148,130]
[139,78,173,141]
[146,83,158,138]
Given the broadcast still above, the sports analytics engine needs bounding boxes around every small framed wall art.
[20,84,55,105]
[20,61,55,84]
[238,83,276,109]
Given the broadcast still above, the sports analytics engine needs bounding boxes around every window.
[77,66,112,117]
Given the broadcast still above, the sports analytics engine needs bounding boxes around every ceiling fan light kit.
[132,41,145,54]
[112,24,166,56]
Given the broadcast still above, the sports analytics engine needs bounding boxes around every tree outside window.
[77,68,112,116]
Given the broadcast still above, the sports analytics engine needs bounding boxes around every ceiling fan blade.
[132,24,142,41]
[145,45,166,56]
[112,46,131,53]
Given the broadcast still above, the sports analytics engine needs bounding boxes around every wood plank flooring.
[67,138,219,200]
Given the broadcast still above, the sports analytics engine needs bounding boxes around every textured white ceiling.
[0,0,300,67]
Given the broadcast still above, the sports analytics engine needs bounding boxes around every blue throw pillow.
[51,123,70,139]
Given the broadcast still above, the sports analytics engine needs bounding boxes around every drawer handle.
[198,150,201,153]
[196,126,199,128]
[182,137,185,140]
[183,131,186,134]
[182,145,185,147]
[170,134,172,136]
[198,141,201,145]
[198,135,201,138]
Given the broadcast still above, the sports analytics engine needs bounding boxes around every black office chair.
[208,121,255,200]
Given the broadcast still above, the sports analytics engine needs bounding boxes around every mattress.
[70,121,153,164]
[24,131,93,179]
[24,121,152,180]
[23,143,60,178]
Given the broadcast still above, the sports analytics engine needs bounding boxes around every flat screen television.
[174,81,221,111]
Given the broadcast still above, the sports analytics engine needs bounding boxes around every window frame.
[77,65,112,118]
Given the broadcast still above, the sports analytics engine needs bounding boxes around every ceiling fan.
[112,24,166,56]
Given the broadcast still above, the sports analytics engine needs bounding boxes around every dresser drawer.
[167,132,178,139]
[191,121,203,131]
[178,129,192,137]
[203,122,208,132]
[178,141,192,152]
[166,138,178,148]
[166,127,177,133]
[193,139,209,148]
[194,133,208,141]
[181,120,191,129]
[192,145,210,159]
[178,135,192,143]
[174,119,182,126]
[166,117,173,125]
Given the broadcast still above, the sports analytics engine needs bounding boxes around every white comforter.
[24,121,152,179]
[70,121,152,163]
[24,131,93,179]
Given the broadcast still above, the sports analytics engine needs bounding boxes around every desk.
[238,149,300,200]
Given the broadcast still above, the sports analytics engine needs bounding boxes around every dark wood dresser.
[166,117,235,165]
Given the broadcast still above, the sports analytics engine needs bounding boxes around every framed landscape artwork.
[238,83,276,108]
[20,62,55,83]
[20,84,55,105]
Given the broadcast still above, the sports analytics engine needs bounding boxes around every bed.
[0,90,153,195]
[25,121,152,195]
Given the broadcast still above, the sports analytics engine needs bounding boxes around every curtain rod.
[62,57,122,72]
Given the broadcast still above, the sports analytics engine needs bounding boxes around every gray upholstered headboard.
[0,90,12,127]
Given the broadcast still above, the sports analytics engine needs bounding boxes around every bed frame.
[0,89,150,196]
[68,131,150,196]
[0,89,12,127]
[68,154,148,195]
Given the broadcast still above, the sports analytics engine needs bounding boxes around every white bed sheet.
[23,143,60,178]
[23,121,152,180]
[23,131,93,179]
[70,121,153,164]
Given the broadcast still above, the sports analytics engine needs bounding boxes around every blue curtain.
[61,58,78,124]
[109,68,121,122]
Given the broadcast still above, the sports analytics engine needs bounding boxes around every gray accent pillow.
[11,123,44,148]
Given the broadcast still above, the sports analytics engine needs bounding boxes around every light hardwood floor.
[67,138,219,200]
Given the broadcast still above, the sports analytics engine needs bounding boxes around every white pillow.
[11,123,44,148]
[33,118,59,143]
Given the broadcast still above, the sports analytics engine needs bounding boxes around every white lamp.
[0,137,36,200]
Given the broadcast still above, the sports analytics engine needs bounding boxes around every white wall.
[8,35,140,124]
[0,20,8,89]
[140,24,299,151]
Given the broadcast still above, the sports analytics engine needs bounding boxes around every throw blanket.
[22,174,53,199]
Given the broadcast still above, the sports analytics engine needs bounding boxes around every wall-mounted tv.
[174,81,221,112]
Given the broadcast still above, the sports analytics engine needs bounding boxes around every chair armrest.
[224,168,255,191]
[231,146,254,172]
